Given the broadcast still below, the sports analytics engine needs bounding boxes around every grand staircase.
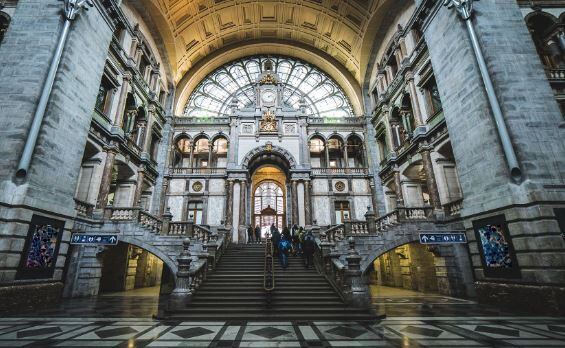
[165,243,376,320]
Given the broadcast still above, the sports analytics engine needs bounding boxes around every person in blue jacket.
[278,235,291,269]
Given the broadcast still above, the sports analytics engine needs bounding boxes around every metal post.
[16,0,93,179]
[444,0,522,182]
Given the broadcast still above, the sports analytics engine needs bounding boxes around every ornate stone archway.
[241,142,297,172]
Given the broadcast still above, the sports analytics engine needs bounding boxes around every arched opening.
[346,134,366,168]
[211,136,229,168]
[402,161,430,207]
[251,166,287,236]
[173,134,191,168]
[107,160,137,207]
[309,136,327,168]
[327,135,344,169]
[0,12,10,45]
[98,242,175,296]
[370,242,440,298]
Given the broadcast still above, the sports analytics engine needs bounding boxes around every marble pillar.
[291,180,298,225]
[133,166,145,207]
[406,72,423,126]
[304,180,312,225]
[112,73,131,128]
[226,180,234,226]
[239,180,247,228]
[393,168,404,207]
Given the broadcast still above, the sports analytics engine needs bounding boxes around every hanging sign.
[70,233,119,245]
[419,232,467,244]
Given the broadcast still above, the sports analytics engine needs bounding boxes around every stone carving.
[443,0,474,20]
[192,181,203,192]
[260,73,278,85]
[335,181,346,192]
[284,123,297,134]
[64,0,94,20]
[259,110,278,133]
[241,123,254,134]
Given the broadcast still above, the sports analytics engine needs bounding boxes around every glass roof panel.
[183,55,354,118]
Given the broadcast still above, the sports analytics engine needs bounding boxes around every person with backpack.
[297,227,305,256]
[303,230,316,269]
[278,235,291,269]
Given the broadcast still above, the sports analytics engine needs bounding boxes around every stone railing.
[375,210,399,232]
[169,167,227,175]
[312,231,370,309]
[321,224,345,242]
[444,198,463,217]
[375,206,434,232]
[311,167,369,175]
[308,116,365,125]
[168,222,190,235]
[138,210,162,233]
[74,198,94,218]
[125,136,141,156]
[105,206,141,221]
[194,225,212,243]
[546,68,565,81]
[189,257,208,294]
[173,116,230,125]
[344,221,369,235]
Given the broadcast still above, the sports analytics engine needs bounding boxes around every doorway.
[251,166,287,237]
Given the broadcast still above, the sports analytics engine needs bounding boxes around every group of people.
[267,224,316,270]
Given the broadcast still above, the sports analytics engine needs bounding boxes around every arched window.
[184,56,354,118]
[254,181,285,232]
[212,137,229,168]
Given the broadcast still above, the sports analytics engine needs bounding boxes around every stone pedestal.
[168,238,193,309]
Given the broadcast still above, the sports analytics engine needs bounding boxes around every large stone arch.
[118,236,179,277]
[360,232,420,275]
[241,143,297,173]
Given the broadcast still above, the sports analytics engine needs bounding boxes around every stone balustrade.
[106,206,141,221]
[138,211,162,233]
[74,198,94,218]
[444,198,463,217]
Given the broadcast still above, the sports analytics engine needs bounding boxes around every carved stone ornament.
[259,110,278,133]
[443,0,475,20]
[259,73,278,85]
[335,181,346,192]
[192,181,203,192]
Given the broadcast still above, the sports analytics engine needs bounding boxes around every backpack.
[279,239,291,252]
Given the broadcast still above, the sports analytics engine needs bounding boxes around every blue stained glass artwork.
[477,224,513,269]
[23,224,59,270]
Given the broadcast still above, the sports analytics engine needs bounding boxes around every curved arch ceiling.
[184,55,355,118]
[138,0,394,115]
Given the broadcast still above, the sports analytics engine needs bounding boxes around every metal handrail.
[263,237,275,306]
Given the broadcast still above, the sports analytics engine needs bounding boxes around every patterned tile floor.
[3,291,564,347]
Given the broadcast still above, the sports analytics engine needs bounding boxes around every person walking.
[271,224,280,256]
[297,227,305,256]
[278,235,291,269]
[303,230,316,269]
[254,225,261,244]
[247,225,254,244]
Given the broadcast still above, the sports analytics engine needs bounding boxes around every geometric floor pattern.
[1,317,565,347]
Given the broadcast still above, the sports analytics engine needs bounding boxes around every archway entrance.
[251,166,287,237]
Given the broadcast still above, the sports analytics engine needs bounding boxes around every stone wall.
[0,0,114,295]
[423,0,565,308]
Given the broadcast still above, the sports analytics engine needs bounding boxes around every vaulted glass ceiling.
[183,56,354,118]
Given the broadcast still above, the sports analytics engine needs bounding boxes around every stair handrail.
[324,224,345,242]
[138,210,163,233]
[312,234,347,303]
[263,236,275,306]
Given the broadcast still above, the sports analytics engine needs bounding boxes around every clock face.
[262,90,276,104]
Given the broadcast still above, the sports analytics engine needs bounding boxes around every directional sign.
[419,232,467,244]
[70,233,119,245]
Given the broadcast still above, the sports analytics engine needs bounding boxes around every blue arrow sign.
[419,232,467,244]
[70,233,119,245]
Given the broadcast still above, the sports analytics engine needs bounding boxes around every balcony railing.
[443,198,463,217]
[311,167,369,175]
[546,68,565,81]
[74,198,94,218]
[169,167,227,175]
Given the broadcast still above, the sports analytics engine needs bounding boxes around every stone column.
[304,179,312,226]
[207,144,213,167]
[393,168,404,207]
[143,108,155,153]
[226,180,234,226]
[136,121,146,148]
[239,180,247,228]
[420,146,442,212]
[159,176,170,215]
[291,180,299,225]
[96,145,118,209]
[343,144,349,168]
[406,71,423,126]
[325,145,330,168]
[133,166,146,207]
[369,182,379,215]
[382,107,395,154]
[112,73,132,128]
[168,238,192,309]
[189,143,195,169]
[345,237,371,309]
